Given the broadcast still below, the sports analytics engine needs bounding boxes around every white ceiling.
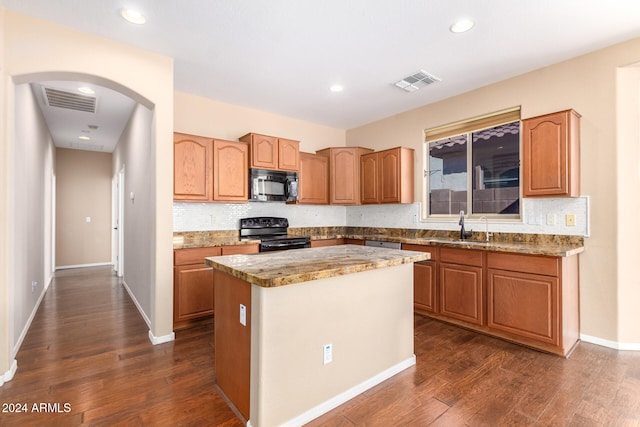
[5,0,640,152]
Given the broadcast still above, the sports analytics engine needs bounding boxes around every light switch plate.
[239,304,246,326]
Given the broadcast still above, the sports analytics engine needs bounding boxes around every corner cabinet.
[174,132,249,203]
[522,109,581,197]
[487,252,579,355]
[297,152,329,204]
[174,244,259,330]
[361,147,414,204]
[316,147,374,205]
[239,133,300,172]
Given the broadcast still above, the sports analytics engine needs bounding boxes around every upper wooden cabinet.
[239,133,300,171]
[174,133,212,201]
[297,152,329,204]
[213,139,249,202]
[522,109,581,197]
[174,132,248,202]
[316,147,373,205]
[361,147,414,204]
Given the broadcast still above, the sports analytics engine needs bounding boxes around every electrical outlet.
[566,214,576,226]
[323,343,333,365]
[239,304,246,326]
[31,281,38,292]
[546,214,556,226]
[210,215,216,224]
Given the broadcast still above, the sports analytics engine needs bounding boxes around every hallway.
[0,267,241,426]
[1,267,640,426]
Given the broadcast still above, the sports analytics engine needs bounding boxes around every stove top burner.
[240,217,310,252]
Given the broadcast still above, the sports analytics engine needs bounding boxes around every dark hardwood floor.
[1,266,639,426]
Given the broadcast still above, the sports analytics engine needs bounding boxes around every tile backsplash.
[174,196,589,236]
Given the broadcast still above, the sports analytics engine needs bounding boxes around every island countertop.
[205,244,429,287]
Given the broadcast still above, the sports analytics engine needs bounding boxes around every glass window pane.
[471,121,520,214]
[428,134,467,215]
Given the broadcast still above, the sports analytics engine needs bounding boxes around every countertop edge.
[206,249,429,288]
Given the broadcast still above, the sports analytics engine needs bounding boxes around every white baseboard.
[121,279,175,346]
[121,279,151,329]
[148,330,175,345]
[12,284,48,359]
[279,355,416,427]
[56,262,112,270]
[581,334,640,351]
[0,359,17,387]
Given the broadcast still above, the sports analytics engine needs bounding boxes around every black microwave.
[249,168,298,202]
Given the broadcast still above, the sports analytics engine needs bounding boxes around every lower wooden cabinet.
[173,244,259,329]
[404,243,580,356]
[403,244,438,313]
[439,248,484,326]
[310,238,344,248]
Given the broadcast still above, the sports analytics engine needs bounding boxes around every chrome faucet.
[480,216,493,242]
[458,210,472,240]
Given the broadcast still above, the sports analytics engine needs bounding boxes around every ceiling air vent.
[43,87,97,113]
[393,70,441,92]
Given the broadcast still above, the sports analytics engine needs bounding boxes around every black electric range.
[240,217,310,252]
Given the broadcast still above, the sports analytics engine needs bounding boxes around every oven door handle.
[263,242,295,248]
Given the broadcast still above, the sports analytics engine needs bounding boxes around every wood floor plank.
[1,266,640,426]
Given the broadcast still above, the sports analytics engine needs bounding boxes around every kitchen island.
[205,245,428,427]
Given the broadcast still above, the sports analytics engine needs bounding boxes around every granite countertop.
[341,234,584,257]
[175,227,585,257]
[205,245,429,288]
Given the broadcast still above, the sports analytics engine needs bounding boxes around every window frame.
[422,107,522,221]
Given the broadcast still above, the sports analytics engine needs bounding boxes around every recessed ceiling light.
[329,84,344,93]
[120,8,146,25]
[77,86,95,95]
[78,135,91,141]
[450,18,474,33]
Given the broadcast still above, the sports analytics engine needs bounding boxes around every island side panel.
[214,270,251,420]
[250,263,415,427]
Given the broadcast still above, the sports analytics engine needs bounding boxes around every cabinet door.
[487,269,559,345]
[213,139,249,202]
[414,261,437,313]
[310,238,343,248]
[298,153,329,204]
[174,264,214,323]
[174,133,212,201]
[522,109,580,197]
[331,148,359,204]
[439,262,483,325]
[379,148,401,203]
[247,134,278,169]
[278,138,300,171]
[360,152,379,204]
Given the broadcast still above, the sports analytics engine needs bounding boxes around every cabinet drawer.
[174,247,222,266]
[402,244,438,261]
[343,238,365,245]
[440,247,483,267]
[310,238,344,248]
[221,244,259,255]
[487,252,558,277]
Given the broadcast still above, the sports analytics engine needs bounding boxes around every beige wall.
[55,148,112,267]
[113,104,154,320]
[0,4,10,382]
[250,264,414,426]
[1,9,175,380]
[616,64,640,343]
[174,91,346,152]
[11,82,56,359]
[347,38,640,344]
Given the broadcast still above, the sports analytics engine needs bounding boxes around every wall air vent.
[393,70,441,92]
[43,87,97,113]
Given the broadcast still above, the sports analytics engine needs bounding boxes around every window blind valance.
[424,107,521,142]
